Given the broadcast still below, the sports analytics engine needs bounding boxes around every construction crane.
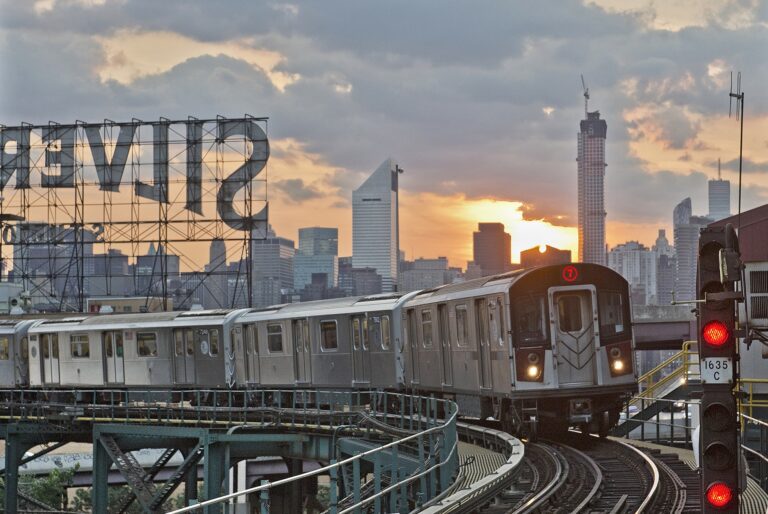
[581,74,589,118]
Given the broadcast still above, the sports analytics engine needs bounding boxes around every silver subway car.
[0,319,39,390]
[27,309,247,389]
[402,263,637,438]
[232,294,415,390]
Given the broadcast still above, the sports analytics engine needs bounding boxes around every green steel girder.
[1,422,91,514]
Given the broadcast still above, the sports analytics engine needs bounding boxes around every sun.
[462,200,577,262]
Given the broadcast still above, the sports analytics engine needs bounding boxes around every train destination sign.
[0,116,269,231]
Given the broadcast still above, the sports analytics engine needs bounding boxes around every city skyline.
[0,1,765,270]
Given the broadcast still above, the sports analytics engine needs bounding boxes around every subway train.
[0,263,637,437]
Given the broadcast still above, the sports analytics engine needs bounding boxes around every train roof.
[238,292,418,322]
[406,263,627,306]
[28,309,249,332]
[406,269,525,305]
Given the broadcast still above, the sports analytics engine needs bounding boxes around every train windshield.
[513,294,548,347]
[598,291,626,340]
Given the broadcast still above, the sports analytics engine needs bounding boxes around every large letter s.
[216,120,269,230]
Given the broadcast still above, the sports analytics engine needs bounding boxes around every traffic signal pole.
[697,224,742,513]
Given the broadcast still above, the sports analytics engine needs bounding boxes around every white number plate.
[701,357,732,384]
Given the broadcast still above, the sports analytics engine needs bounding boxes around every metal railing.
[631,341,698,409]
[620,395,768,491]
[741,413,768,490]
[631,340,767,418]
[151,392,460,514]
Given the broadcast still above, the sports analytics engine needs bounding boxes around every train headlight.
[607,341,633,377]
[516,348,544,382]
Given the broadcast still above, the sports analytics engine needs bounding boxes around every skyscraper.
[607,241,656,305]
[472,223,511,276]
[577,111,608,264]
[708,161,731,221]
[673,198,709,302]
[653,229,675,306]
[352,159,401,292]
[251,226,295,307]
[202,238,228,308]
[294,227,339,291]
[298,227,339,256]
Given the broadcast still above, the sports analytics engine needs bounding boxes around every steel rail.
[565,443,603,512]
[509,443,565,513]
[611,437,660,513]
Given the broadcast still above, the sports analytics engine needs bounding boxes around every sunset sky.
[1,0,767,268]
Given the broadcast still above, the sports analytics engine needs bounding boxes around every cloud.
[1,0,767,260]
[271,178,322,203]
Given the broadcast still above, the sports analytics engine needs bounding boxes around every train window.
[104,333,113,357]
[21,337,28,361]
[174,330,184,356]
[369,317,381,350]
[320,320,338,351]
[421,310,433,348]
[352,319,361,350]
[455,305,469,347]
[267,324,284,353]
[52,334,59,358]
[0,337,8,360]
[42,335,50,358]
[249,325,258,354]
[381,316,391,350]
[292,320,305,353]
[70,334,90,358]
[495,298,505,346]
[210,329,219,356]
[137,332,158,357]
[185,329,194,356]
[514,295,547,347]
[557,296,583,332]
[598,291,626,338]
[115,333,124,357]
[362,318,369,350]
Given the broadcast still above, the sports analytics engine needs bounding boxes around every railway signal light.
[697,224,741,513]
[707,482,734,508]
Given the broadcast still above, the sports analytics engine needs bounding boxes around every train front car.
[508,263,637,437]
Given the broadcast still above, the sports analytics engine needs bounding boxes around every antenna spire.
[581,74,589,118]
[718,158,721,180]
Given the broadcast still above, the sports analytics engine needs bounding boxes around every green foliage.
[19,465,77,511]
[70,485,145,514]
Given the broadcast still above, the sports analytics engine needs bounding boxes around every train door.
[406,309,420,385]
[17,336,29,384]
[551,289,597,386]
[438,304,453,386]
[244,324,260,384]
[102,331,125,384]
[351,316,370,384]
[173,329,196,384]
[41,333,60,384]
[475,299,493,389]
[293,319,312,384]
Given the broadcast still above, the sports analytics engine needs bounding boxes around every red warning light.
[702,320,729,347]
[562,265,578,282]
[706,482,733,508]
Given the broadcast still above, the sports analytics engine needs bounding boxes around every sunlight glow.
[462,200,577,263]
